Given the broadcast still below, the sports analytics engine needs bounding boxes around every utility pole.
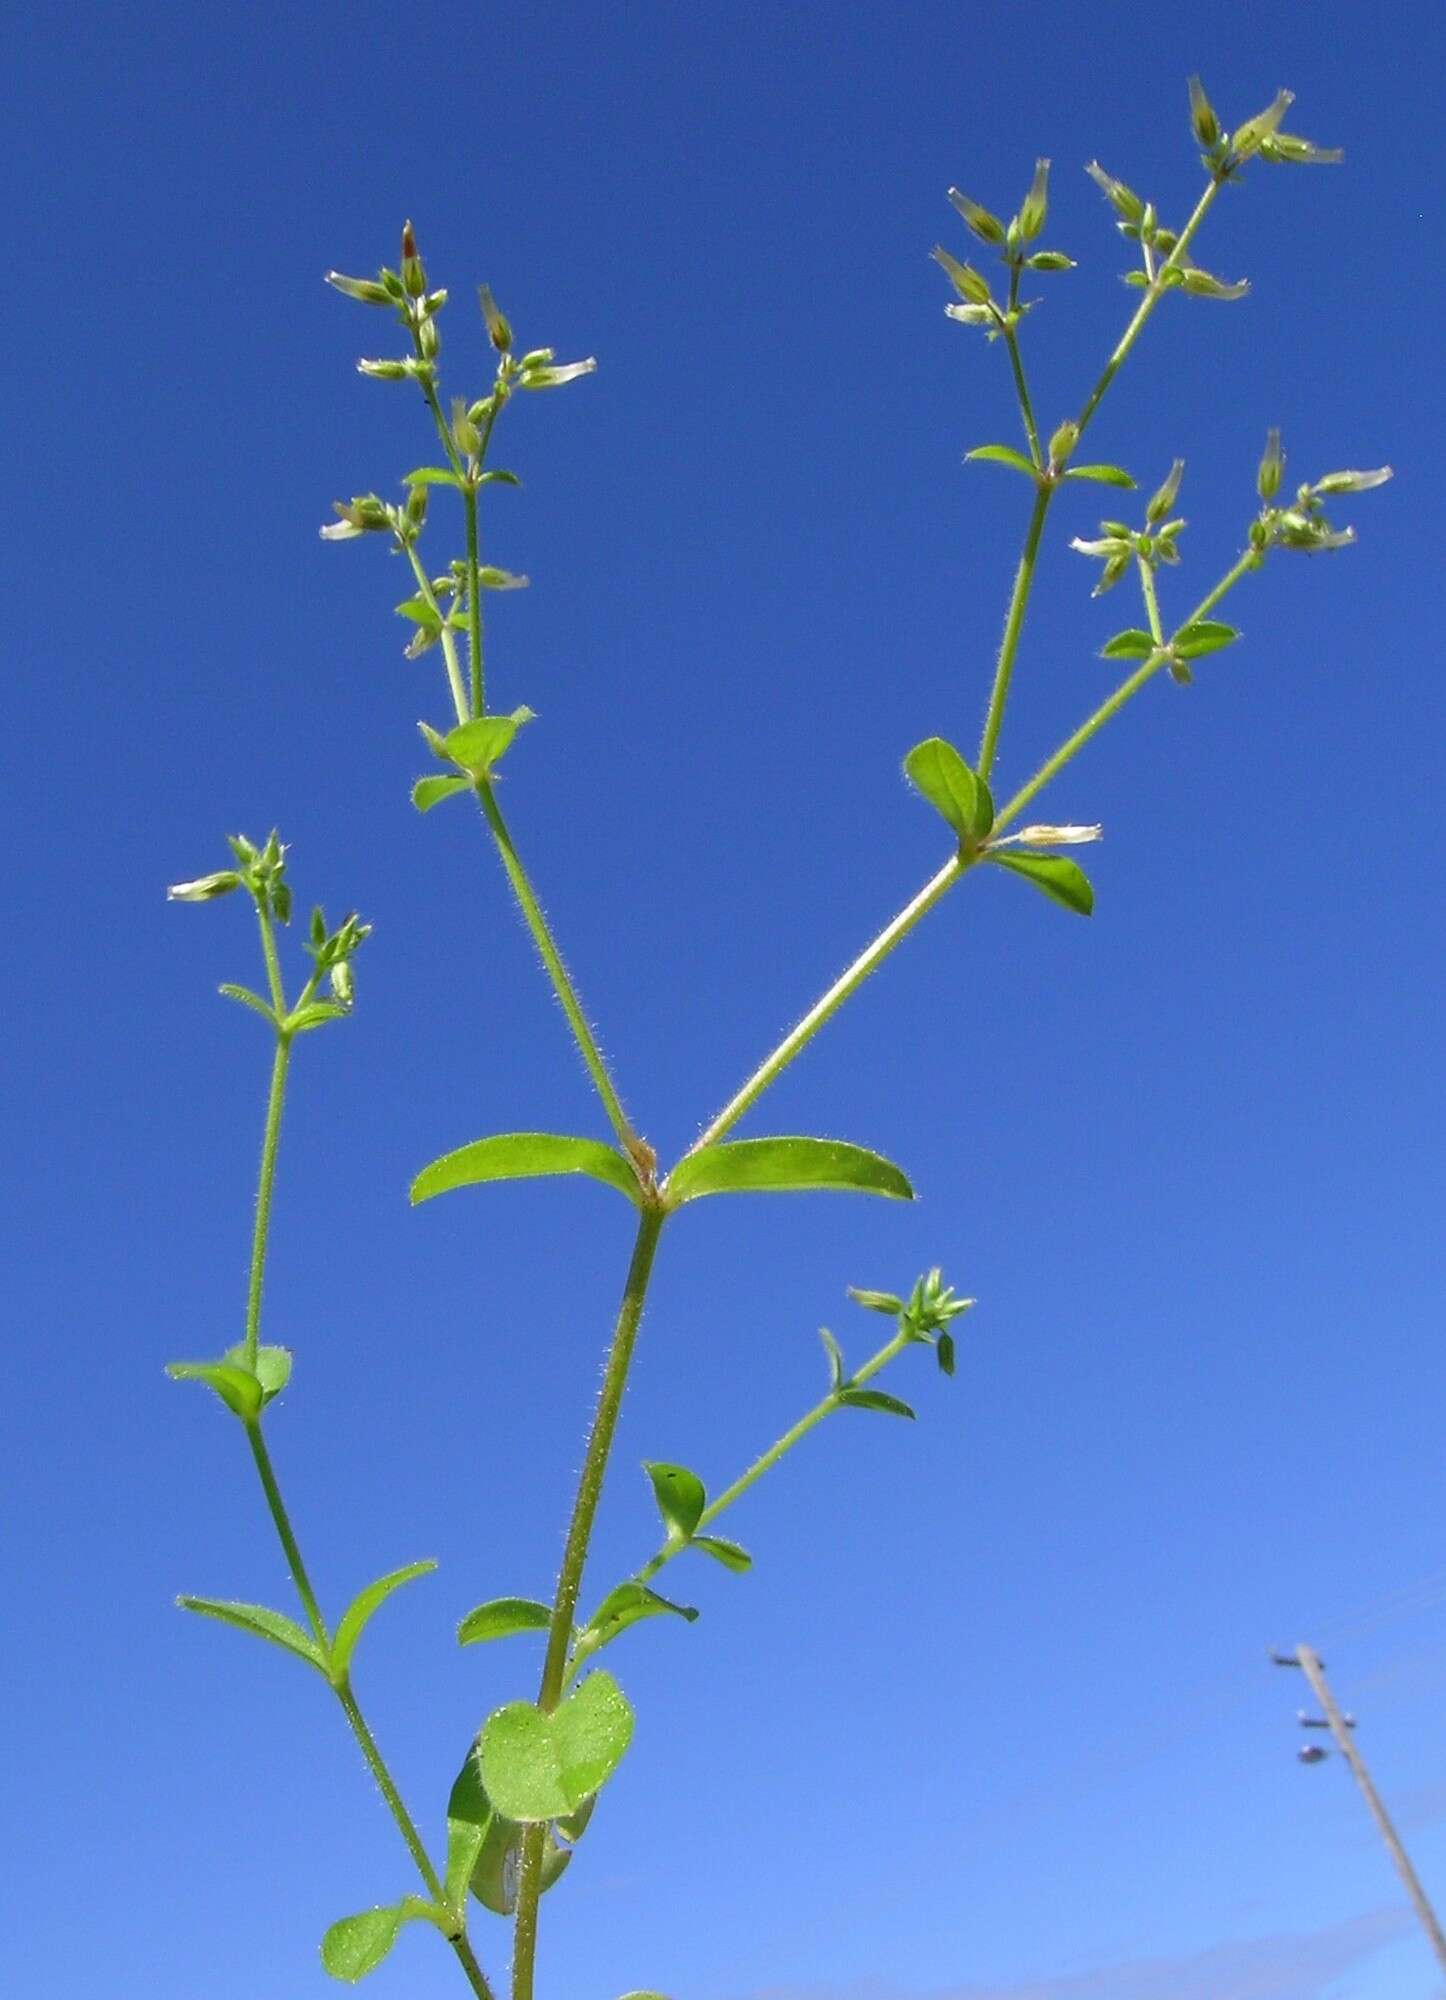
[1273,1643,1446,1977]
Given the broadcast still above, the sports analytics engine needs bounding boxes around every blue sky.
[7,3,1445,1998]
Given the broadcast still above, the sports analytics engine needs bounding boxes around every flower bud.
[519,358,597,389]
[479,284,513,353]
[325,271,392,306]
[1310,466,1393,496]
[417,315,440,359]
[357,358,409,380]
[451,396,481,457]
[1231,89,1293,162]
[406,483,429,527]
[947,188,1007,245]
[848,1287,905,1316]
[1259,131,1344,166]
[1017,158,1049,241]
[518,347,554,370]
[1178,266,1249,301]
[1025,250,1075,272]
[167,870,243,902]
[400,219,426,296]
[1187,75,1221,149]
[1257,428,1284,501]
[1048,420,1079,469]
[330,959,354,1008]
[1085,161,1145,225]
[932,245,992,304]
[1146,459,1184,523]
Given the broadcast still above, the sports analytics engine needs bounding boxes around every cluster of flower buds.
[849,1268,974,1376]
[1251,431,1392,554]
[1085,160,1248,299]
[168,831,291,922]
[305,905,372,1008]
[1070,458,1188,594]
[326,221,450,384]
[1188,79,1342,178]
[936,158,1074,340]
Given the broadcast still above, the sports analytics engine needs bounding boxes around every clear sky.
[7,4,1445,1998]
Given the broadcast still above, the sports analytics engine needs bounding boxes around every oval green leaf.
[1173,618,1241,660]
[965,443,1039,478]
[411,1133,644,1208]
[404,466,464,488]
[321,1903,430,1983]
[838,1387,917,1420]
[331,1559,437,1680]
[1064,464,1136,487]
[438,706,535,777]
[693,1534,753,1574]
[665,1137,913,1207]
[218,983,279,1026]
[579,1582,699,1662]
[644,1462,706,1541]
[1100,628,1156,661]
[221,1342,292,1406]
[412,774,472,813]
[177,1595,327,1673]
[903,736,994,841]
[480,1672,636,1824]
[166,1359,262,1421]
[458,1597,553,1647]
[987,851,1094,915]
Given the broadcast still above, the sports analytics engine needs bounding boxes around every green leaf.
[1100,628,1157,661]
[331,1560,437,1680]
[1064,464,1136,487]
[820,1326,846,1390]
[447,1745,520,1915]
[404,466,464,488]
[476,565,529,590]
[321,1903,431,1983]
[395,595,443,632]
[438,706,536,777]
[166,1359,262,1421]
[287,1001,350,1034]
[903,736,994,841]
[444,1811,485,1915]
[412,1133,644,1208]
[218,983,278,1026]
[177,1595,327,1673]
[644,1462,706,1541]
[480,468,521,486]
[1173,618,1241,660]
[987,851,1095,915]
[221,1343,292,1406]
[458,1597,553,1647]
[693,1535,753,1574]
[555,1793,597,1843]
[480,1670,635,1823]
[666,1137,913,1207]
[838,1387,916,1420]
[581,1582,699,1657]
[618,1991,673,1998]
[412,774,472,813]
[965,444,1039,478]
[937,1331,957,1377]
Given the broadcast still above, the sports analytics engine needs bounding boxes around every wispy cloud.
[741,1905,1416,2000]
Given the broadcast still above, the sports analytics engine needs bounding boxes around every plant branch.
[243,1035,291,1373]
[1003,326,1043,469]
[977,480,1051,782]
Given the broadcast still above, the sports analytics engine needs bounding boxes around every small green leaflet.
[838,1387,916,1420]
[937,1331,957,1376]
[395,595,442,632]
[330,1560,437,1680]
[404,466,464,489]
[986,851,1094,915]
[965,443,1039,478]
[166,1359,263,1421]
[480,468,521,486]
[220,1343,293,1406]
[436,705,536,777]
[576,1582,698,1665]
[1100,629,1157,661]
[1064,464,1135,487]
[665,1137,913,1206]
[411,1133,644,1208]
[820,1326,846,1390]
[177,1596,328,1674]
[693,1535,752,1573]
[457,1597,552,1647]
[1173,619,1241,660]
[480,1670,635,1823]
[218,982,278,1027]
[412,774,471,813]
[903,736,994,841]
[644,1462,706,1541]
[320,1901,434,1983]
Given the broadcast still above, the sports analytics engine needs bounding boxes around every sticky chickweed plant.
[167,80,1388,2000]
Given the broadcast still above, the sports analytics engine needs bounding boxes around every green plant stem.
[474,780,636,1151]
[1074,176,1222,441]
[635,1325,914,1589]
[977,480,1051,782]
[243,1036,291,1372]
[689,849,965,1153]
[335,1681,446,1902]
[1003,327,1043,468]
[511,1206,668,2000]
[245,1419,329,1645]
[404,542,470,726]
[992,545,1262,835]
[1137,556,1166,646]
[465,483,484,718]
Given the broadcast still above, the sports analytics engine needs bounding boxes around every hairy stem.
[511,1206,668,2000]
[977,480,1051,782]
[246,1419,329,1645]
[244,1034,291,1372]
[465,484,484,718]
[1003,326,1043,469]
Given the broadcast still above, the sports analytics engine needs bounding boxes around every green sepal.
[644,1462,706,1541]
[330,1560,437,1681]
[903,736,994,842]
[1173,619,1241,660]
[665,1137,913,1206]
[965,444,1039,478]
[166,1359,263,1421]
[411,1133,645,1208]
[412,774,472,813]
[693,1535,753,1574]
[1100,629,1157,661]
[218,983,279,1027]
[838,1387,917,1419]
[479,1670,635,1823]
[177,1595,328,1674]
[457,1597,553,1647]
[220,1343,293,1406]
[987,850,1094,915]
[1064,464,1136,487]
